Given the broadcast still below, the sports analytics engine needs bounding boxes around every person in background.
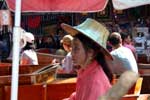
[55,48,67,56]
[0,34,9,62]
[120,32,137,60]
[59,34,75,73]
[20,30,38,65]
[52,48,67,64]
[41,35,56,52]
[0,36,3,61]
[108,32,138,74]
[134,32,146,54]
[61,18,113,100]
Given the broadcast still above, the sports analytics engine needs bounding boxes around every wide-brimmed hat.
[61,18,113,60]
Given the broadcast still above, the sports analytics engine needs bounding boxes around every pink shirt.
[123,43,137,59]
[64,60,111,100]
[123,43,136,54]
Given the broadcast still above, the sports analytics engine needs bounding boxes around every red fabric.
[28,16,41,28]
[6,0,108,12]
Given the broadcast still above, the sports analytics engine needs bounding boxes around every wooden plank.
[0,64,58,85]
[111,76,143,95]
[133,78,143,95]
[138,63,150,69]
[3,78,76,100]
[37,53,64,65]
[0,64,47,76]
[121,95,138,100]
[46,83,76,100]
[36,48,51,53]
[122,94,150,100]
[4,85,45,100]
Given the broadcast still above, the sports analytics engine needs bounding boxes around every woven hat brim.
[61,23,113,60]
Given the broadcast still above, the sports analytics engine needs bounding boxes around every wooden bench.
[3,78,76,100]
[110,77,143,100]
[0,63,59,85]
[0,63,58,100]
[0,64,47,76]
[127,77,143,95]
[46,83,76,100]
[0,52,54,76]
[4,85,45,100]
[0,63,47,100]
[111,76,143,100]
[138,63,150,94]
[0,52,64,76]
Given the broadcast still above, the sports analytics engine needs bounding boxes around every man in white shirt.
[108,32,138,74]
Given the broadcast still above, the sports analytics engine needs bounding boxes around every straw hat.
[61,18,113,60]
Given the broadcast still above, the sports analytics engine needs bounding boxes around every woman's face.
[125,35,131,44]
[71,38,87,67]
[63,43,71,52]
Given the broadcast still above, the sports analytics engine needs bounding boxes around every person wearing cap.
[61,18,113,100]
[108,32,138,74]
[20,31,38,65]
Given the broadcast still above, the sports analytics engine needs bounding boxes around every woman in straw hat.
[61,18,113,100]
[20,30,38,65]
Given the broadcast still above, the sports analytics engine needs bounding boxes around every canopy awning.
[112,0,150,10]
[6,0,108,12]
[4,1,150,100]
[6,0,150,13]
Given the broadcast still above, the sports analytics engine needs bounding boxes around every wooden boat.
[1,74,147,100]
[0,63,60,100]
[0,51,65,100]
[0,51,150,100]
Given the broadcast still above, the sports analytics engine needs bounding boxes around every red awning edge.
[6,0,108,12]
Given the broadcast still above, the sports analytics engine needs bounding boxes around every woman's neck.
[81,58,94,69]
